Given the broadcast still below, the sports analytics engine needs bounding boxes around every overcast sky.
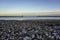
[0,0,60,16]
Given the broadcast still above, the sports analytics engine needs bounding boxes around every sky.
[0,0,60,16]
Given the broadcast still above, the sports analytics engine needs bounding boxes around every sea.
[0,16,60,20]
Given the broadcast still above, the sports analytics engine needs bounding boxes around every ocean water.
[0,16,60,20]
